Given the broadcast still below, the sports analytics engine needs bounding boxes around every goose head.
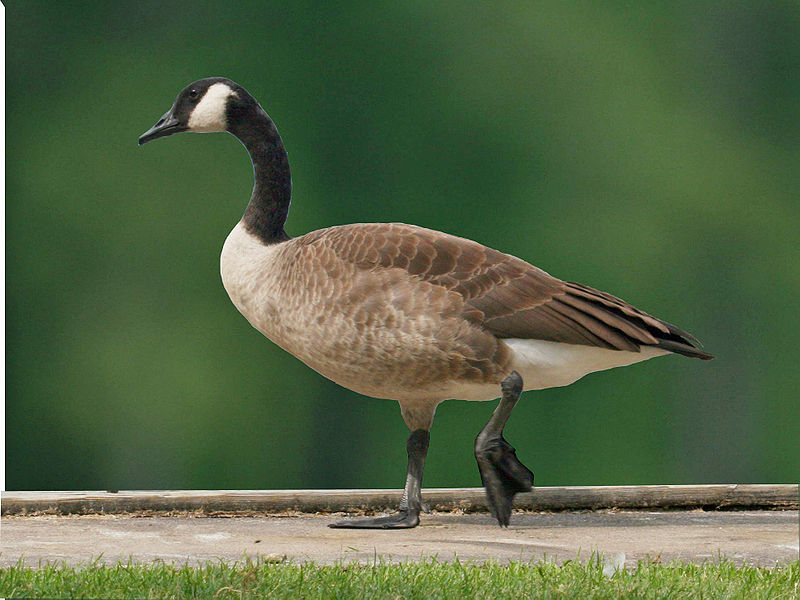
[138,77,252,145]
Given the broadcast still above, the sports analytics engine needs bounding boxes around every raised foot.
[475,434,534,527]
[328,509,420,529]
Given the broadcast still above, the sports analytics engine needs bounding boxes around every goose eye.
[189,89,199,99]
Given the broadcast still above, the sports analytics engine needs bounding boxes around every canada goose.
[139,77,713,529]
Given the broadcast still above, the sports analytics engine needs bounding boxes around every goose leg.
[328,428,429,529]
[475,371,534,527]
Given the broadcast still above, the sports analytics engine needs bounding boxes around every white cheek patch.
[188,83,237,132]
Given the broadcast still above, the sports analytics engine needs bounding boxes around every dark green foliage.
[5,2,799,490]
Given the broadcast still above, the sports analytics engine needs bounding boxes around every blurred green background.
[6,1,799,491]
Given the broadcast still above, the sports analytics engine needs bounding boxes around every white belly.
[506,338,669,389]
[437,339,669,402]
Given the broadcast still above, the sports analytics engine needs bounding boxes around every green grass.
[1,557,797,599]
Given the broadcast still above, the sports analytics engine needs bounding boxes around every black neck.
[229,107,291,244]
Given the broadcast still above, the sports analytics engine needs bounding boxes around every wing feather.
[309,223,712,359]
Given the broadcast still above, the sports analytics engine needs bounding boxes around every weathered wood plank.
[2,485,797,516]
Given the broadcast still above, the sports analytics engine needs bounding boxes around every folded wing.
[313,223,713,360]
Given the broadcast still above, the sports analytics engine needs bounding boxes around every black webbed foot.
[474,371,534,527]
[328,508,420,529]
[475,434,534,526]
[329,428,429,530]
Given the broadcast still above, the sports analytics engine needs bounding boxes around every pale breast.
[220,222,510,401]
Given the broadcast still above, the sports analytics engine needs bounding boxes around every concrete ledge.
[4,511,798,567]
[3,484,797,515]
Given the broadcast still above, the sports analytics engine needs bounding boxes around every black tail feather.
[654,337,714,360]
